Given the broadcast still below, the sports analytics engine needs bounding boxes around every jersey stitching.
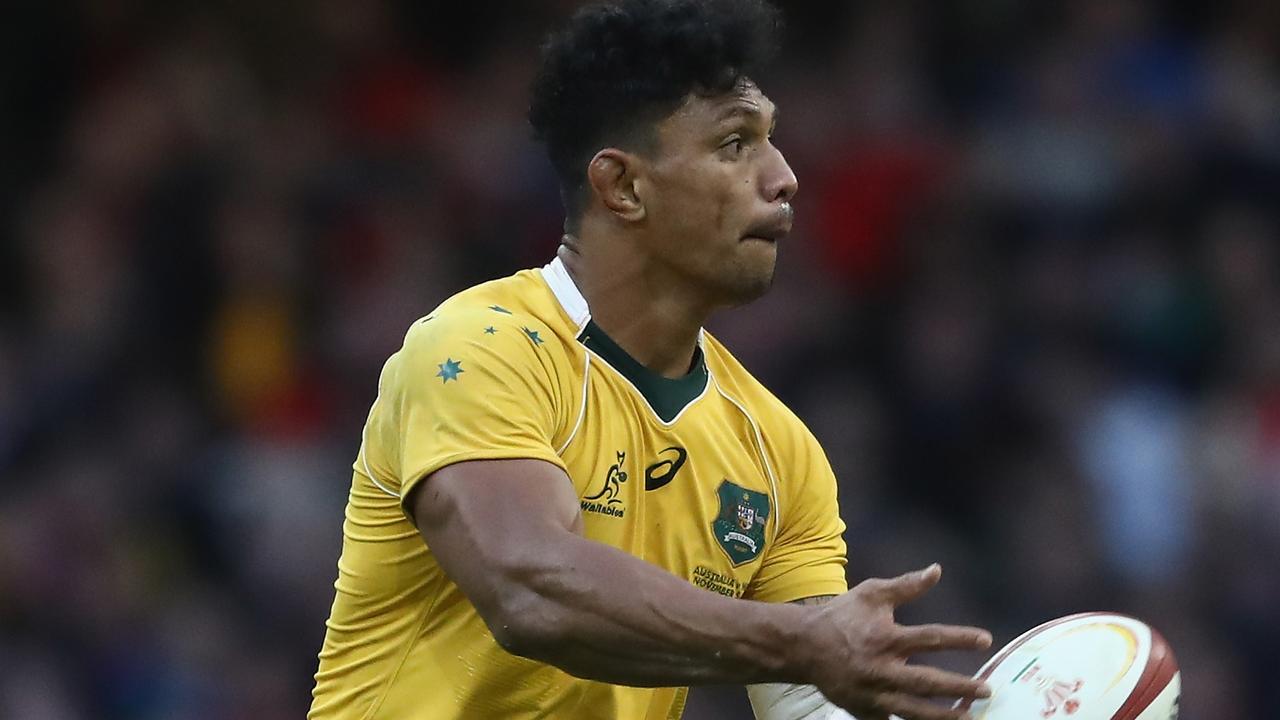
[668,687,690,719]
[360,587,438,720]
[555,352,591,454]
[712,379,783,538]
[361,394,401,499]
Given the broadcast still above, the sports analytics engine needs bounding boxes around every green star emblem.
[488,305,512,314]
[522,327,545,346]
[484,326,497,335]
[436,358,464,383]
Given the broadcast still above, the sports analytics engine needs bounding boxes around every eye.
[720,136,745,156]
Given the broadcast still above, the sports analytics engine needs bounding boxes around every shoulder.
[379,273,581,403]
[379,302,581,446]
[393,305,572,385]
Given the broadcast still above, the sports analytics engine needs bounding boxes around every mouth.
[741,204,794,243]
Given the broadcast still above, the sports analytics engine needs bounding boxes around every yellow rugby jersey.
[310,257,848,720]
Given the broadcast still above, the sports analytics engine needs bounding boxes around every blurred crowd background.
[2,0,1277,718]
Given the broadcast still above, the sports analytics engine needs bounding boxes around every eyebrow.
[716,102,778,127]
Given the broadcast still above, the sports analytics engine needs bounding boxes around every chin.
[719,261,776,307]
[729,275,774,306]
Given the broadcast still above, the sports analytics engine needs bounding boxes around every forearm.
[484,532,816,688]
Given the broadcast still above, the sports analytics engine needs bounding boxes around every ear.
[585,149,646,223]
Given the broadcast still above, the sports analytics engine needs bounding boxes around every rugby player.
[311,1,992,718]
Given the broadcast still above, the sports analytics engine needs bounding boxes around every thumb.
[879,563,942,606]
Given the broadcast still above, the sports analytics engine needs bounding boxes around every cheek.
[712,174,753,242]
[648,159,744,257]
[653,167,716,230]
[682,166,739,235]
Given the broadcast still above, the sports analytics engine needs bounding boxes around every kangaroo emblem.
[585,451,628,504]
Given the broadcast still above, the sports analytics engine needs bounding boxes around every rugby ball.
[957,612,1179,719]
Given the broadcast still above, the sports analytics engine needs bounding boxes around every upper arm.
[409,457,584,625]
[746,424,848,604]
[379,308,584,630]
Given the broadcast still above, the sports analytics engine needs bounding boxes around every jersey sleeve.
[746,425,848,603]
[384,309,573,515]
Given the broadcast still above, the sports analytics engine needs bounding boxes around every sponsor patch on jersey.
[712,480,770,566]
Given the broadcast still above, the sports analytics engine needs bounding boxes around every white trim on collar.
[541,255,591,330]
[539,254,709,351]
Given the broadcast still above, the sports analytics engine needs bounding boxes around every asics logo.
[644,446,687,491]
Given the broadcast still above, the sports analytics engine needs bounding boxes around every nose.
[761,142,798,204]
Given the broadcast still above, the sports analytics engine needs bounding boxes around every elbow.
[491,615,557,660]
[462,540,581,662]
[486,589,571,661]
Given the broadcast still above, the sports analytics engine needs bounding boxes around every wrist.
[773,602,826,685]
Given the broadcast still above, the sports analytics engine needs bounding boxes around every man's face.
[637,79,798,306]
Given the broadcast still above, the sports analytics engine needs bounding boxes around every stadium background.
[2,0,1277,717]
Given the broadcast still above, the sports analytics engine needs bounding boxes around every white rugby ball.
[957,612,1180,719]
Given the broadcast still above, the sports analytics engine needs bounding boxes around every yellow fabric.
[310,266,848,720]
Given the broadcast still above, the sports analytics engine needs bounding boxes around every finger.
[874,564,942,605]
[877,663,991,700]
[877,692,971,720]
[891,624,993,654]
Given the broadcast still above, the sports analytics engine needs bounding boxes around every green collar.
[577,320,709,423]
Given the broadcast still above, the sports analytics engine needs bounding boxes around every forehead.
[661,78,776,134]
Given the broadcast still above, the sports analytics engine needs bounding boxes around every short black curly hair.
[529,0,782,225]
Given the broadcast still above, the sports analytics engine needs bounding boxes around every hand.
[799,564,992,720]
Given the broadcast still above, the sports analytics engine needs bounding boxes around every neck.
[557,236,711,380]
